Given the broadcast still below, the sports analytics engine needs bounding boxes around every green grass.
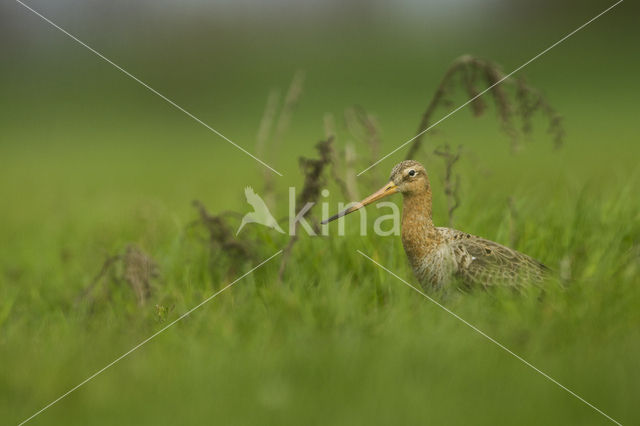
[2,11,640,424]
[2,121,638,425]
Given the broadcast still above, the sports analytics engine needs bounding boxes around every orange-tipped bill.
[321,181,399,224]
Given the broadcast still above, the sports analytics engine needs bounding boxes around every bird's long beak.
[321,181,399,224]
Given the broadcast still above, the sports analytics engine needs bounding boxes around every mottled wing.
[440,228,547,288]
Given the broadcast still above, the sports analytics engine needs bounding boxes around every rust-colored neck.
[401,180,438,272]
[401,184,434,232]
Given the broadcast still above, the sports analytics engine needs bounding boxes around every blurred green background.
[1,0,639,424]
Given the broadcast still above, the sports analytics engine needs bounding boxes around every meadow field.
[1,1,639,424]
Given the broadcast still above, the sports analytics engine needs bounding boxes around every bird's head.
[388,160,429,195]
[322,160,429,224]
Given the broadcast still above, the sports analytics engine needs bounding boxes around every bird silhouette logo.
[236,187,285,235]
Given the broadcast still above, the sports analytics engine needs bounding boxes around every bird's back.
[414,227,547,289]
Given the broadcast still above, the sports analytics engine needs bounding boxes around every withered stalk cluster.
[79,56,566,306]
[79,245,158,308]
[433,144,462,227]
[278,137,336,281]
[406,55,564,159]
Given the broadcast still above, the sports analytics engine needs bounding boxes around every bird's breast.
[401,227,456,288]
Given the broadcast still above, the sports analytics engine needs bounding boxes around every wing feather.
[439,228,547,288]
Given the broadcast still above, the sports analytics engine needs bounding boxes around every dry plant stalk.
[323,112,337,140]
[295,137,334,227]
[345,106,382,187]
[351,106,382,164]
[191,200,255,277]
[278,137,335,281]
[273,70,305,148]
[324,113,354,200]
[78,244,158,307]
[320,105,382,201]
[433,144,461,227]
[255,90,281,208]
[343,143,359,200]
[123,245,157,305]
[261,71,306,204]
[507,196,520,248]
[406,55,564,159]
[516,77,565,149]
[77,254,121,304]
[255,89,281,162]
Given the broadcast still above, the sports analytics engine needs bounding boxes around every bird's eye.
[408,169,416,177]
